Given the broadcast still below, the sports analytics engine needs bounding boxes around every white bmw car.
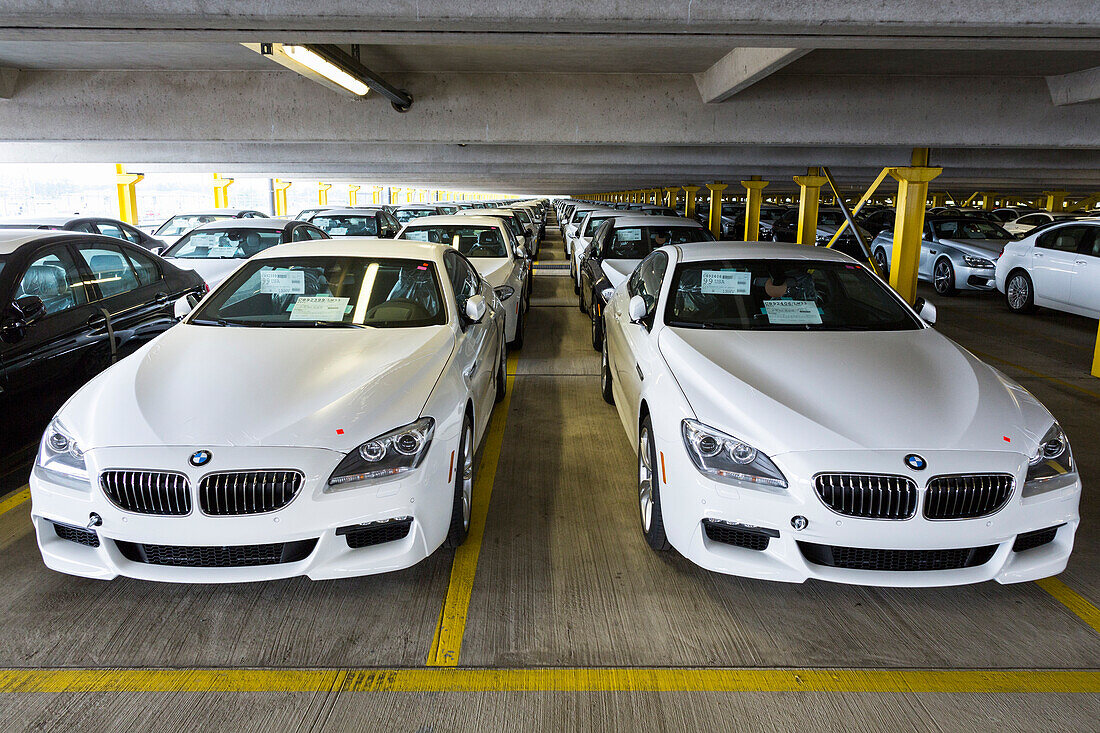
[398,215,530,349]
[30,239,507,582]
[601,241,1080,587]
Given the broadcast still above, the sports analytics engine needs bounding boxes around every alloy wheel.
[638,427,654,532]
[1007,275,1029,310]
[934,260,953,294]
[461,423,474,529]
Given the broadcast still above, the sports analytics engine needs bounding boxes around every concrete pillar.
[114,164,143,225]
[705,182,728,238]
[887,149,942,304]
[741,176,769,242]
[793,167,828,245]
[348,184,360,206]
[1043,190,1069,212]
[930,192,946,208]
[213,173,233,209]
[682,185,701,221]
[663,187,679,208]
[273,179,291,216]
[980,192,995,210]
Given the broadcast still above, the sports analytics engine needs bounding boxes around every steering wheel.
[363,298,431,322]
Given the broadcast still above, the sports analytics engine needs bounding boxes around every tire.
[494,341,507,403]
[509,304,525,350]
[873,248,889,277]
[638,416,671,552]
[590,304,603,351]
[443,417,474,548]
[600,336,614,405]
[578,285,588,314]
[933,257,957,296]
[1005,270,1037,314]
[571,259,580,293]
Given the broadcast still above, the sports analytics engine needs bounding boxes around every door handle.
[154,292,168,304]
[86,313,104,326]
[1076,260,1087,266]
[1034,253,1043,258]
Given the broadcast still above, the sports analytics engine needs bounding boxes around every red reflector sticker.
[336,429,344,435]
[1003,436,1011,442]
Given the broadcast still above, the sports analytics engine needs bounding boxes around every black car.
[856,208,897,238]
[0,215,165,250]
[309,208,402,238]
[0,230,205,457]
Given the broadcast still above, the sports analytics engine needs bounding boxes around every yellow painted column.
[213,173,233,208]
[348,185,360,206]
[682,185,700,221]
[273,179,291,217]
[705,182,728,238]
[930,192,946,208]
[663,187,678,209]
[741,176,769,242]
[1093,324,1100,378]
[1043,190,1068,212]
[371,186,383,205]
[887,149,942,304]
[317,182,332,206]
[980,192,995,210]
[793,167,828,245]
[114,164,144,225]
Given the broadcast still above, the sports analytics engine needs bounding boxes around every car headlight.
[37,418,90,488]
[327,417,435,489]
[494,285,515,301]
[1023,422,1077,497]
[963,255,995,268]
[681,419,787,490]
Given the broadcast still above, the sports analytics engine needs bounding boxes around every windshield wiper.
[275,320,367,328]
[189,317,252,327]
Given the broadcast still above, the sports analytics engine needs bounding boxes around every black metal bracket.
[304,44,413,112]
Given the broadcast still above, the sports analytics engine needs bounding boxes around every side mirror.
[628,294,647,323]
[525,227,534,238]
[14,295,46,324]
[464,294,487,323]
[515,244,529,260]
[914,296,937,325]
[174,293,199,320]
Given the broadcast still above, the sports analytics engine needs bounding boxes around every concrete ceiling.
[0,3,1097,194]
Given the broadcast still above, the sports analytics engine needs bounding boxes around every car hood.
[468,257,513,287]
[61,323,455,450]
[657,326,1051,456]
[935,238,1008,258]
[602,259,641,287]
[163,258,246,290]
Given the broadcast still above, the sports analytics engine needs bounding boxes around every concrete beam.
[1047,65,1100,105]
[0,67,16,98]
[694,48,810,103]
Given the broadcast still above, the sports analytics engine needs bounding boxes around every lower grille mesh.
[116,539,317,567]
[799,542,997,572]
[337,518,413,549]
[702,520,774,551]
[1013,525,1061,553]
[53,522,100,547]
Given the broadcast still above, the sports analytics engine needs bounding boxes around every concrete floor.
[0,220,1097,730]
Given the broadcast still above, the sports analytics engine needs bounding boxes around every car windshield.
[400,224,509,258]
[191,256,446,328]
[606,226,713,258]
[311,214,378,237]
[155,214,233,237]
[666,259,921,332]
[584,216,613,236]
[932,219,1009,240]
[437,206,458,215]
[513,210,531,224]
[643,208,677,216]
[165,227,282,258]
[393,209,436,223]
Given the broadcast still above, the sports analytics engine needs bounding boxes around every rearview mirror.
[14,295,46,324]
[174,293,199,320]
[914,296,937,325]
[465,294,487,323]
[628,294,647,323]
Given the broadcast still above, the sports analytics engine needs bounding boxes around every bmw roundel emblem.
[189,450,212,467]
[904,454,927,471]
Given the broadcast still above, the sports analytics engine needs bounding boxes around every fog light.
[791,515,808,531]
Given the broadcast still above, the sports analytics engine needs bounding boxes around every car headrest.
[20,264,68,297]
[90,254,123,272]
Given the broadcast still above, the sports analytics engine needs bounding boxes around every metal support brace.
[793,167,828,245]
[114,164,143,225]
[213,173,233,209]
[888,150,942,304]
[705,182,728,239]
[741,176,769,242]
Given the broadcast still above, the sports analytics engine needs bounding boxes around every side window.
[96,221,138,243]
[70,221,97,234]
[307,226,327,240]
[122,247,161,286]
[76,243,141,299]
[1078,228,1099,258]
[1037,226,1089,253]
[444,251,478,306]
[1017,214,1046,226]
[291,225,311,242]
[15,246,89,315]
[634,251,668,315]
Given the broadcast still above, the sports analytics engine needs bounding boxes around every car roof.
[402,214,513,228]
[311,208,384,216]
[607,214,703,227]
[461,208,518,216]
[0,216,78,226]
[0,229,126,256]
[671,241,857,264]
[190,218,294,230]
[167,209,259,216]
[394,204,439,210]
[251,238,448,262]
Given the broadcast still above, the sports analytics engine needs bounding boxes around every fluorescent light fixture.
[282,45,370,96]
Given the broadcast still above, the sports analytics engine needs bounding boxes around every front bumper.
[654,443,1080,587]
[30,442,458,583]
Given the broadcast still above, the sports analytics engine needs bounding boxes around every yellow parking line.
[969,349,1100,401]
[1036,577,1100,634]
[0,667,1096,694]
[0,486,29,518]
[426,351,518,666]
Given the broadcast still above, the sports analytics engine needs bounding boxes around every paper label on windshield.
[328,227,348,236]
[260,270,305,295]
[763,299,822,324]
[209,243,237,257]
[404,230,429,242]
[289,296,350,321]
[701,270,751,295]
[618,229,642,242]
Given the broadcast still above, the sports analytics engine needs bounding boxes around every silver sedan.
[870,216,1011,295]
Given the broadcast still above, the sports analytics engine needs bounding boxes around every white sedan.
[995,218,1100,317]
[30,239,507,582]
[601,241,1080,586]
[398,215,530,349]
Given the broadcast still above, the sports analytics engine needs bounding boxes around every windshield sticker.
[404,230,430,242]
[260,270,305,295]
[209,243,238,257]
[289,296,350,321]
[701,270,751,295]
[617,229,642,242]
[763,299,822,325]
[328,227,348,236]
